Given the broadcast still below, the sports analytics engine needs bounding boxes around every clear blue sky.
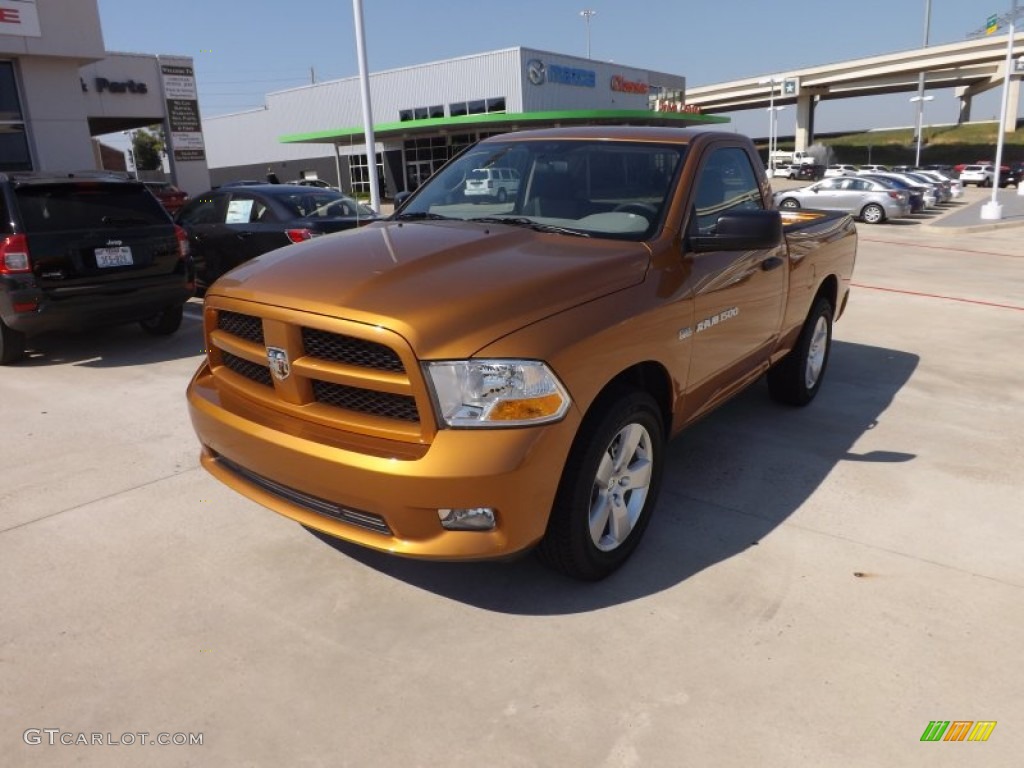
[95,0,1017,140]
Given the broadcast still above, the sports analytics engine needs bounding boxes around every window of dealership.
[0,60,30,171]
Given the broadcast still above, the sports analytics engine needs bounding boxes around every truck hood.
[209,220,650,358]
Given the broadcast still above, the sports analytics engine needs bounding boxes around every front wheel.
[537,390,665,580]
[139,304,184,336]
[767,296,833,406]
[860,203,885,224]
[779,198,801,209]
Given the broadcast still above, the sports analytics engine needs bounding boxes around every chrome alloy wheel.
[805,315,830,390]
[589,423,654,551]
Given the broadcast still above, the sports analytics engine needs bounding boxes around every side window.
[226,194,277,223]
[692,147,763,234]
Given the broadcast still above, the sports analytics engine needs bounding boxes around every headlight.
[425,360,571,428]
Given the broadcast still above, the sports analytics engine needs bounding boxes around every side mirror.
[392,191,412,211]
[690,210,783,252]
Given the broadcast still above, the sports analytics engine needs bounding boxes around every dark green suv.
[0,172,194,364]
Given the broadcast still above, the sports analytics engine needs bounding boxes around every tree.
[132,128,165,171]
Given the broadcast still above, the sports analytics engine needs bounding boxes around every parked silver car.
[774,176,911,224]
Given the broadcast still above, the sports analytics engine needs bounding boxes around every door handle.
[236,231,255,239]
[761,256,784,271]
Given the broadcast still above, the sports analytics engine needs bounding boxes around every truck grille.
[302,328,404,372]
[221,351,273,387]
[218,311,265,345]
[312,380,419,422]
[207,301,433,443]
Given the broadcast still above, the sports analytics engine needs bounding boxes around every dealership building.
[202,47,725,196]
[3,0,721,198]
[0,0,210,192]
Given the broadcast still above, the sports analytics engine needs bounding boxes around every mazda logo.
[527,59,546,86]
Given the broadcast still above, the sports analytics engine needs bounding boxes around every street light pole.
[981,0,1020,220]
[912,0,932,168]
[352,0,381,213]
[910,94,934,167]
[580,10,596,59]
[759,77,779,175]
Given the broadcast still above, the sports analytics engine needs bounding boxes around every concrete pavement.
[1,217,1022,766]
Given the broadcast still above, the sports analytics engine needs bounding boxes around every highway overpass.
[684,32,1024,151]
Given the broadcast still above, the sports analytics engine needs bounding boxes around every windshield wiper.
[467,216,591,237]
[393,211,455,221]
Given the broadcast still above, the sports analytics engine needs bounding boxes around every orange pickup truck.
[187,127,857,580]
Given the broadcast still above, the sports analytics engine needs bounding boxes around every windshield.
[396,139,685,240]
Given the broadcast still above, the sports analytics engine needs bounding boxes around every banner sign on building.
[160,63,206,162]
[0,0,41,37]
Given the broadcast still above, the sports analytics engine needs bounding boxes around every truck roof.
[476,126,739,145]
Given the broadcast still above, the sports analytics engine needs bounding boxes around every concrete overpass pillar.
[794,93,815,152]
[956,91,972,124]
[1004,77,1021,133]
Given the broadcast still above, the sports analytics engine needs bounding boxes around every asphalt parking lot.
[2,187,1022,767]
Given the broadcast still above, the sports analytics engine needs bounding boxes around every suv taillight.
[174,225,190,259]
[0,234,31,274]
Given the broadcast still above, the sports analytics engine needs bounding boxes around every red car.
[144,181,189,216]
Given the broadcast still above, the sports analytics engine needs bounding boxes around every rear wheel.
[139,304,184,336]
[537,389,665,580]
[497,188,508,203]
[779,198,801,209]
[0,318,26,365]
[767,296,833,406]
[860,204,885,224]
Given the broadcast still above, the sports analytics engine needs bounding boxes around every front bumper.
[187,361,582,560]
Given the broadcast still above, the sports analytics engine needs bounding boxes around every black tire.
[860,203,885,224]
[497,188,507,203]
[536,389,665,580]
[139,303,184,336]
[767,296,833,406]
[779,198,801,209]
[0,318,26,365]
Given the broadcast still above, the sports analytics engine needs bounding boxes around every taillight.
[887,191,900,200]
[0,234,31,274]
[174,225,190,259]
[285,228,316,243]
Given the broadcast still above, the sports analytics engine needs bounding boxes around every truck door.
[683,145,787,400]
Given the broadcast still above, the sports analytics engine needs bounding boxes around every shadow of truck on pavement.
[307,340,919,614]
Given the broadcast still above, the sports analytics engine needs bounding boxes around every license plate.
[95,246,133,268]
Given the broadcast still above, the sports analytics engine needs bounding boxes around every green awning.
[279,109,728,145]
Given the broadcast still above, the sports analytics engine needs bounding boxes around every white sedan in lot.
[824,164,859,177]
